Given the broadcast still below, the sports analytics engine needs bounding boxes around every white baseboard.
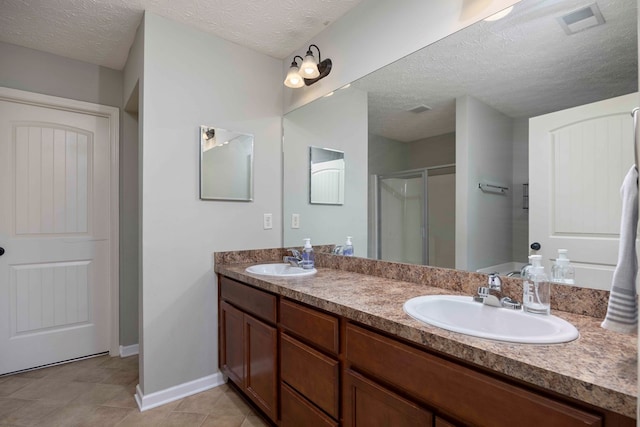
[119,344,139,357]
[135,372,225,412]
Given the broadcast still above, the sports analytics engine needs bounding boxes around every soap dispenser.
[551,249,575,284]
[343,236,354,256]
[301,238,315,269]
[523,255,550,315]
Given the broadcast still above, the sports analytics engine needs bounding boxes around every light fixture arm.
[306,44,322,62]
[290,55,304,67]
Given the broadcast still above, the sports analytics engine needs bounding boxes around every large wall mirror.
[282,0,638,290]
[200,125,254,201]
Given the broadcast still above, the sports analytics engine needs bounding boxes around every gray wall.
[138,12,283,395]
[368,134,408,177]
[456,95,514,271]
[0,42,121,108]
[0,41,140,348]
[512,118,529,263]
[407,133,456,169]
[283,87,368,255]
[122,17,144,379]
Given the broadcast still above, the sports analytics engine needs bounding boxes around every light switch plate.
[291,213,300,229]
[263,213,273,230]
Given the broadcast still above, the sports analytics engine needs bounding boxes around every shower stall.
[375,165,455,267]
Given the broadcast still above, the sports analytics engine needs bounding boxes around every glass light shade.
[301,53,320,78]
[284,65,304,88]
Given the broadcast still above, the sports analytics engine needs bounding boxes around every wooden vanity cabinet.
[279,299,340,427]
[344,323,603,427]
[217,274,633,427]
[219,277,278,423]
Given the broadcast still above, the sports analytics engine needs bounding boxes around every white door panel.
[529,92,638,290]
[0,97,112,374]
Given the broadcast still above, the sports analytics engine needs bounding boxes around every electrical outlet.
[263,213,273,230]
[291,213,300,229]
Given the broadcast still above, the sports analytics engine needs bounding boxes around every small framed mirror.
[200,125,254,201]
[309,146,345,205]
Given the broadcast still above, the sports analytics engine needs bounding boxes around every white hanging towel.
[601,165,639,334]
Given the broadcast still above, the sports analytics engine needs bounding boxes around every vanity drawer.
[345,324,602,427]
[280,299,340,354]
[281,383,338,427]
[281,333,340,419]
[220,276,276,324]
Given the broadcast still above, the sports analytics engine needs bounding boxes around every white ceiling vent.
[407,104,432,114]
[557,3,605,35]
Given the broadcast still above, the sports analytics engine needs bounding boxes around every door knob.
[0,247,4,256]
[530,242,541,251]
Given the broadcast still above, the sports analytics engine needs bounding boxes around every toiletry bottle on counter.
[551,249,575,284]
[523,255,550,315]
[343,236,354,256]
[301,238,315,269]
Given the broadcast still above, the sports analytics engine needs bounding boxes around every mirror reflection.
[310,147,345,205]
[200,126,254,201]
[377,165,456,267]
[282,0,638,290]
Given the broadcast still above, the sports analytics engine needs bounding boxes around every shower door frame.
[376,169,428,265]
[375,164,456,266]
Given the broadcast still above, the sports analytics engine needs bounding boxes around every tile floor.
[0,355,268,426]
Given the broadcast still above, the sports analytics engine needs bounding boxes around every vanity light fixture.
[284,44,332,88]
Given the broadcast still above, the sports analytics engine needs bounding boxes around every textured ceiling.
[353,0,638,142]
[0,0,363,70]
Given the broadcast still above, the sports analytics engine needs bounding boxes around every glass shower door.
[376,165,455,267]
[377,171,427,265]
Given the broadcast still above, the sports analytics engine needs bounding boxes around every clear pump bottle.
[523,254,550,315]
[551,249,575,284]
[301,238,315,269]
[343,236,354,256]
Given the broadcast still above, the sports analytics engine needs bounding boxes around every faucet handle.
[288,248,301,258]
[477,286,490,298]
[487,273,502,290]
[500,297,522,310]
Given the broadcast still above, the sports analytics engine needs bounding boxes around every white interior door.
[0,95,113,374]
[529,92,638,290]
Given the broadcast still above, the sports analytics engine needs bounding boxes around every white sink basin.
[245,263,317,277]
[403,295,578,344]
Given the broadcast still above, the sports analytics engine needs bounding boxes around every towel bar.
[478,182,509,194]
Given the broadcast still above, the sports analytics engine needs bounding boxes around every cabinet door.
[281,383,338,427]
[245,313,278,422]
[220,301,244,385]
[435,417,459,427]
[344,370,432,427]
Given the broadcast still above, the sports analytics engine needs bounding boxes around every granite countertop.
[215,263,637,419]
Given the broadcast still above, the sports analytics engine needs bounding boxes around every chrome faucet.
[474,273,521,309]
[332,245,343,255]
[283,249,302,267]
